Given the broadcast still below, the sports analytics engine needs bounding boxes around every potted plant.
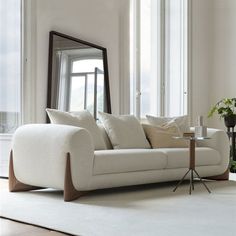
[208,98,236,128]
[208,98,236,173]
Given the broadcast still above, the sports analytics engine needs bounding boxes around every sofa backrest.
[97,123,113,149]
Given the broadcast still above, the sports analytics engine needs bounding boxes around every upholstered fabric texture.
[146,114,190,133]
[93,147,221,175]
[161,147,221,169]
[98,112,151,149]
[46,108,106,150]
[93,149,167,175]
[97,123,113,149]
[142,123,188,148]
[12,124,94,190]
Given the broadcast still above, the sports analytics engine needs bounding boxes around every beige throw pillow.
[98,112,151,149]
[142,124,188,148]
[46,109,106,150]
[146,115,190,134]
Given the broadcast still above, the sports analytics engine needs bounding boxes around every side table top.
[173,136,211,140]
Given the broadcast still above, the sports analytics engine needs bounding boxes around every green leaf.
[207,106,217,117]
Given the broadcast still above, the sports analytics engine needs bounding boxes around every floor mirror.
[47,31,111,121]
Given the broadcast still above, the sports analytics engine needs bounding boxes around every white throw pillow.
[46,109,106,150]
[146,115,190,134]
[98,112,151,149]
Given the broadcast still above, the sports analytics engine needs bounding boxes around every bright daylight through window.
[70,59,104,117]
[0,0,22,134]
[0,0,22,177]
[130,0,188,118]
[57,54,104,119]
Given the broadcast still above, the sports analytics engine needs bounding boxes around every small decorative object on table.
[195,115,207,137]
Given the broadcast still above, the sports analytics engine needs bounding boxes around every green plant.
[230,160,236,173]
[208,98,236,118]
[230,145,236,173]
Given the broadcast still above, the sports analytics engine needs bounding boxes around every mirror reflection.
[47,31,111,120]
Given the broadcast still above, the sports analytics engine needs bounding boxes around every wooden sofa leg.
[206,169,229,181]
[64,153,87,202]
[9,150,42,192]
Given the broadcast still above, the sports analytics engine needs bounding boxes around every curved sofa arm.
[191,127,230,169]
[12,124,94,191]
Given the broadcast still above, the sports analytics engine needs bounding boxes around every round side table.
[173,136,211,194]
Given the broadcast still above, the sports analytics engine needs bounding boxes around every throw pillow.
[98,112,151,149]
[46,108,106,150]
[142,123,188,148]
[146,115,190,134]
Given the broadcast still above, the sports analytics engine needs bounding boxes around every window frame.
[0,0,24,178]
[59,56,105,119]
[0,0,23,135]
[129,0,191,119]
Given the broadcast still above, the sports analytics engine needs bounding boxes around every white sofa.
[10,124,229,201]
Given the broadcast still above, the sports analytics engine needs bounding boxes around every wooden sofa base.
[9,151,42,192]
[206,169,229,181]
[9,151,87,201]
[64,153,87,201]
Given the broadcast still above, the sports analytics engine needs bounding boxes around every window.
[0,0,22,134]
[165,0,188,116]
[56,50,105,119]
[69,59,104,117]
[0,0,22,177]
[130,0,188,118]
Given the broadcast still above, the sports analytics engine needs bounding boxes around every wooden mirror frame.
[47,31,111,121]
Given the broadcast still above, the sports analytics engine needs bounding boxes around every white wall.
[190,0,236,130]
[29,0,233,129]
[210,0,236,129]
[190,0,213,126]
[31,0,124,122]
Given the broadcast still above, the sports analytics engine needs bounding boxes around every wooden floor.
[0,218,69,236]
[0,179,69,236]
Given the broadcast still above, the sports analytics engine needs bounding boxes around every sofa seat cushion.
[162,147,221,169]
[93,149,167,175]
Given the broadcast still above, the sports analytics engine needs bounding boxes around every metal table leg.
[173,137,211,194]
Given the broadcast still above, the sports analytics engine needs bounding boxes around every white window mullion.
[135,0,141,119]
[164,0,172,116]
[130,0,141,118]
[130,0,188,118]
[186,0,191,117]
[151,0,162,117]
[160,0,166,117]
[180,0,188,115]
[23,0,37,124]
